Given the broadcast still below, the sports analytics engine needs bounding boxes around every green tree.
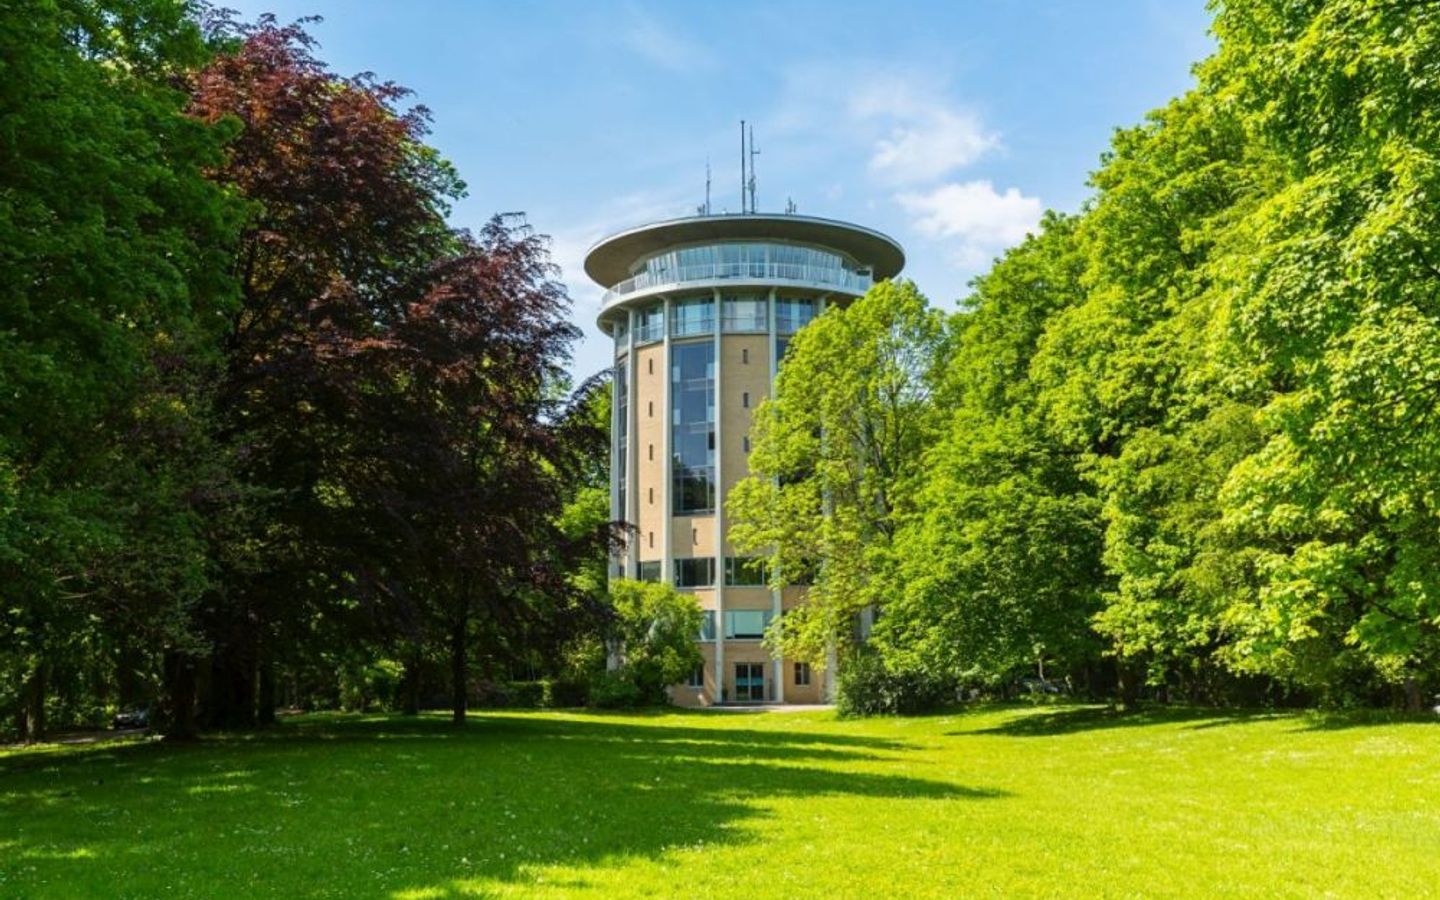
[1205,0,1440,706]
[0,0,241,739]
[881,216,1105,689]
[605,579,703,704]
[1027,88,1273,698]
[728,281,945,668]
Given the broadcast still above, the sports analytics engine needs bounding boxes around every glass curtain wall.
[722,295,768,332]
[671,341,715,514]
[630,243,867,284]
[674,557,715,588]
[615,358,628,520]
[776,298,816,333]
[724,609,774,639]
[636,303,664,344]
[725,557,768,586]
[670,297,714,337]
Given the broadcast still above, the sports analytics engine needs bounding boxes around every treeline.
[1,2,618,740]
[734,0,1440,712]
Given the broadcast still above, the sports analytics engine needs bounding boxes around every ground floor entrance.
[734,663,766,702]
[667,646,829,707]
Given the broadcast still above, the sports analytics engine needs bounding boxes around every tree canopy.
[732,0,1440,711]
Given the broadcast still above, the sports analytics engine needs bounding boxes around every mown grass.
[2,704,1438,898]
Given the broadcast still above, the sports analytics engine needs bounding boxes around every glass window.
[776,337,790,362]
[776,298,817,334]
[637,561,661,583]
[722,295,768,332]
[614,359,627,516]
[616,242,873,302]
[687,665,705,688]
[725,557,769,586]
[636,303,666,344]
[671,341,715,514]
[671,297,714,337]
[674,557,715,588]
[794,662,812,686]
[734,662,766,701]
[699,610,716,641]
[724,609,773,639]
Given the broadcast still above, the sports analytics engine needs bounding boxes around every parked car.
[112,708,149,729]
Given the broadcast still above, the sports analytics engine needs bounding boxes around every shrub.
[836,651,952,717]
[589,670,644,709]
[507,681,545,708]
[338,658,405,711]
[545,678,589,708]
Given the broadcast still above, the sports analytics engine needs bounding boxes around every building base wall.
[666,647,830,707]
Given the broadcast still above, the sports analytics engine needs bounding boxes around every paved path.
[703,704,835,713]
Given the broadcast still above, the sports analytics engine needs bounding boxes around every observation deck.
[587,213,905,329]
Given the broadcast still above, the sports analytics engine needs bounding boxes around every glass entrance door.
[734,663,766,702]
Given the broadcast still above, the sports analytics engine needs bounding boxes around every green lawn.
[2,705,1438,898]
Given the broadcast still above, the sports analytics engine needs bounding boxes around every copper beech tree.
[163,16,608,733]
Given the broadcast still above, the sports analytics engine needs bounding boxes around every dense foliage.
[8,0,1438,736]
[1,3,618,740]
[599,580,704,706]
[734,0,1440,711]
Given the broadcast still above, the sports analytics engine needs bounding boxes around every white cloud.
[869,109,998,184]
[616,8,714,73]
[772,65,999,187]
[837,70,1000,184]
[897,180,1043,268]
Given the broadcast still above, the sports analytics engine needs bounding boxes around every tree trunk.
[450,619,468,726]
[207,629,257,729]
[1403,676,1423,713]
[22,662,48,743]
[1117,663,1141,709]
[162,650,199,741]
[401,650,421,716]
[257,648,276,726]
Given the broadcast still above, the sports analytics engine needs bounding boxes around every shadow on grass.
[956,702,1439,738]
[0,711,1003,897]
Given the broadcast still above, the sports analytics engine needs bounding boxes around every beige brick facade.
[592,214,903,707]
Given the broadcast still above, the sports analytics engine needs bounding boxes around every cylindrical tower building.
[587,213,904,705]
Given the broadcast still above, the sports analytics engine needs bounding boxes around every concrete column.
[625,307,638,578]
[660,296,673,586]
[712,288,725,704]
[769,287,783,704]
[609,326,621,574]
[817,293,835,702]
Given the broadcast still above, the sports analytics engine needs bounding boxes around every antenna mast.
[739,120,747,213]
[747,123,759,214]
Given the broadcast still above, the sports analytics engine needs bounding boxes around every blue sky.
[223,1,1215,379]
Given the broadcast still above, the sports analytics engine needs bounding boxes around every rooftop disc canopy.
[584,213,905,288]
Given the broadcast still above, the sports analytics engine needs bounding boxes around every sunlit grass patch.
[1,705,1437,897]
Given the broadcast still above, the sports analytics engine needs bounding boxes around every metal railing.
[602,261,872,307]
